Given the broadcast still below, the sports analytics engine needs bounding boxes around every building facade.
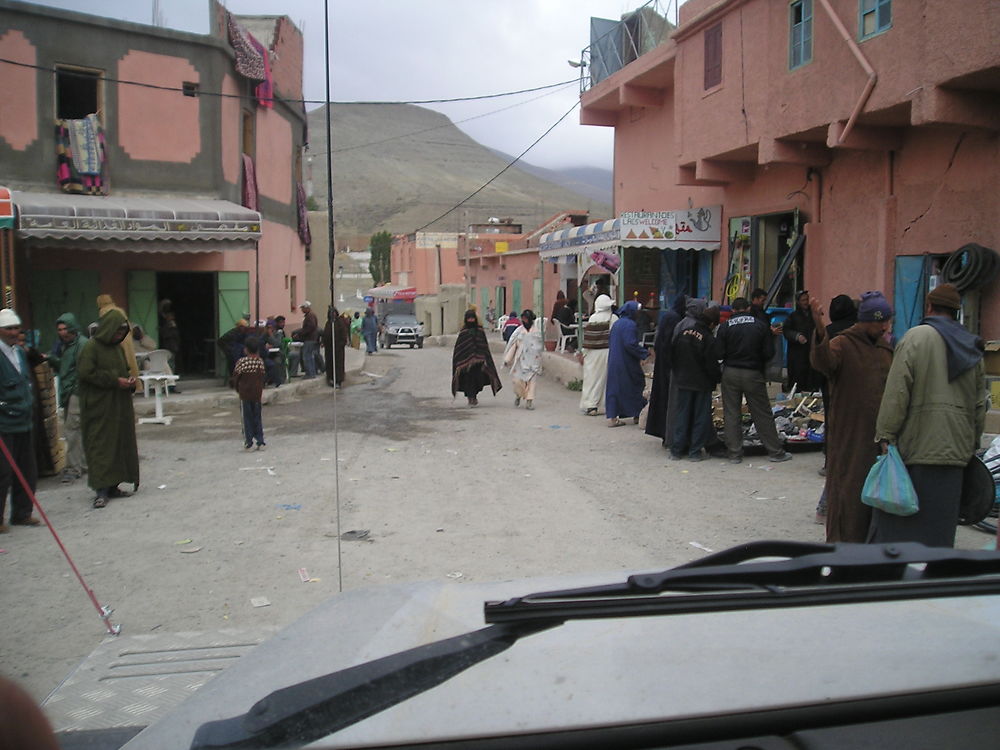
[0,0,310,372]
[579,0,999,338]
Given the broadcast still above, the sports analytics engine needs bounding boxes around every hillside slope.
[308,103,612,243]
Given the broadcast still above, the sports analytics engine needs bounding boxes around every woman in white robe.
[579,294,618,415]
[503,310,543,409]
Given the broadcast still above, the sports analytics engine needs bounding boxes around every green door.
[28,269,100,352]
[512,280,522,315]
[127,270,158,344]
[495,285,505,317]
[481,287,489,315]
[217,271,250,372]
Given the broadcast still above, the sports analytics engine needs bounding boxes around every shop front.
[538,207,721,317]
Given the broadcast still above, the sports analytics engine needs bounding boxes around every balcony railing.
[577,0,678,92]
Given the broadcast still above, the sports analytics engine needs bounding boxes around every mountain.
[487,152,612,207]
[307,103,613,249]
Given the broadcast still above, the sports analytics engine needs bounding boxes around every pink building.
[0,1,310,373]
[579,0,999,338]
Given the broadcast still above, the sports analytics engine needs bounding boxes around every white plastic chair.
[142,349,174,397]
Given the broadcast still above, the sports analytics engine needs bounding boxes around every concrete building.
[577,0,999,338]
[0,0,310,372]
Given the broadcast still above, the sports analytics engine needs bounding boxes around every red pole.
[0,435,120,635]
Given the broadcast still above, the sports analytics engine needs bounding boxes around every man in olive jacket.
[873,284,986,547]
[78,309,139,508]
[0,308,40,531]
[48,312,87,482]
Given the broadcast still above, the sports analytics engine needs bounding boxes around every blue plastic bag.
[861,445,919,516]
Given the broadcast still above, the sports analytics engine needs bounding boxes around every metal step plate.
[42,627,276,732]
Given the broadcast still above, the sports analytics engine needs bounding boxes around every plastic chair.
[142,350,174,397]
[557,324,577,353]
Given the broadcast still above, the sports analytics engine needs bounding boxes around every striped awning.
[12,191,261,251]
[539,217,719,260]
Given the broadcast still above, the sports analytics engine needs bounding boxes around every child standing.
[232,336,266,450]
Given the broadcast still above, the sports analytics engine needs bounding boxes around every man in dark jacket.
[294,301,320,379]
[715,298,792,464]
[0,308,40,531]
[49,312,88,482]
[670,299,721,461]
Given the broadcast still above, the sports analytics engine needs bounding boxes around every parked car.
[380,314,424,349]
[108,540,1000,749]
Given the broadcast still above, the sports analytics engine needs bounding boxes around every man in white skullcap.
[0,309,40,532]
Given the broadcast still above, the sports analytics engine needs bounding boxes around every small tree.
[369,230,392,285]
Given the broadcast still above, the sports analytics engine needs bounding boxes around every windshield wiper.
[484,541,1000,625]
[190,620,556,749]
[191,541,1000,749]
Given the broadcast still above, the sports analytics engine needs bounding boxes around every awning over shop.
[539,208,721,261]
[11,191,261,251]
[366,285,418,301]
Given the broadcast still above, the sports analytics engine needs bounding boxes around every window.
[55,65,103,120]
[859,0,891,38]
[182,82,199,98]
[289,275,297,311]
[789,0,813,69]
[704,23,722,89]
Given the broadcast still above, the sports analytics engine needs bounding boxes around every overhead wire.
[0,57,577,106]
[316,81,579,157]
[413,99,582,233]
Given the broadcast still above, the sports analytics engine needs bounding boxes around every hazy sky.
[28,0,677,169]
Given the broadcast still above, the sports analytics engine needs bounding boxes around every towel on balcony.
[68,114,103,175]
[56,116,109,195]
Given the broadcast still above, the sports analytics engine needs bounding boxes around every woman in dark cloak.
[451,309,502,407]
[645,294,686,443]
[323,306,349,388]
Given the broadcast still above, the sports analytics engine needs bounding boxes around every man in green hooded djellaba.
[77,309,139,508]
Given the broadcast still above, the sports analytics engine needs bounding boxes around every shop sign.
[620,211,675,241]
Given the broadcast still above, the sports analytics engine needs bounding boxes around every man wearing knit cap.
[810,291,894,542]
[873,283,986,547]
[0,308,41,531]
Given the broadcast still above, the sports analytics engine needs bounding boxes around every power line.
[413,100,582,233]
[0,57,579,106]
[314,82,578,157]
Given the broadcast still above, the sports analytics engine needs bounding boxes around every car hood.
[123,569,1000,749]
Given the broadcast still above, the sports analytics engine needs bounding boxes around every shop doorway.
[755,211,802,307]
[156,272,217,376]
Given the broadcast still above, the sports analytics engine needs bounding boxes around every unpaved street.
[1,340,988,704]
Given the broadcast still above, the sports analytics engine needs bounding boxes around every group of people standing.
[0,295,142,522]
[575,282,986,549]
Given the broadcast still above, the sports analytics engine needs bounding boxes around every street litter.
[157,484,167,489]
[250,597,271,608]
[548,425,569,429]
[239,466,269,471]
[385,447,398,452]
[758,465,774,471]
[277,503,301,511]
[298,568,310,583]
[212,412,229,417]
[689,542,714,553]
[266,467,277,476]
[446,571,463,579]
[436,528,444,532]
[360,371,384,378]
[175,539,193,545]
[341,529,371,541]
[180,546,202,554]
[320,457,332,461]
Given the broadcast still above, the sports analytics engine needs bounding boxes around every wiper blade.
[484,541,1000,626]
[190,621,554,749]
[190,542,1000,748]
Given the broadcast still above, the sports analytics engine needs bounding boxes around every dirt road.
[1,342,989,704]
